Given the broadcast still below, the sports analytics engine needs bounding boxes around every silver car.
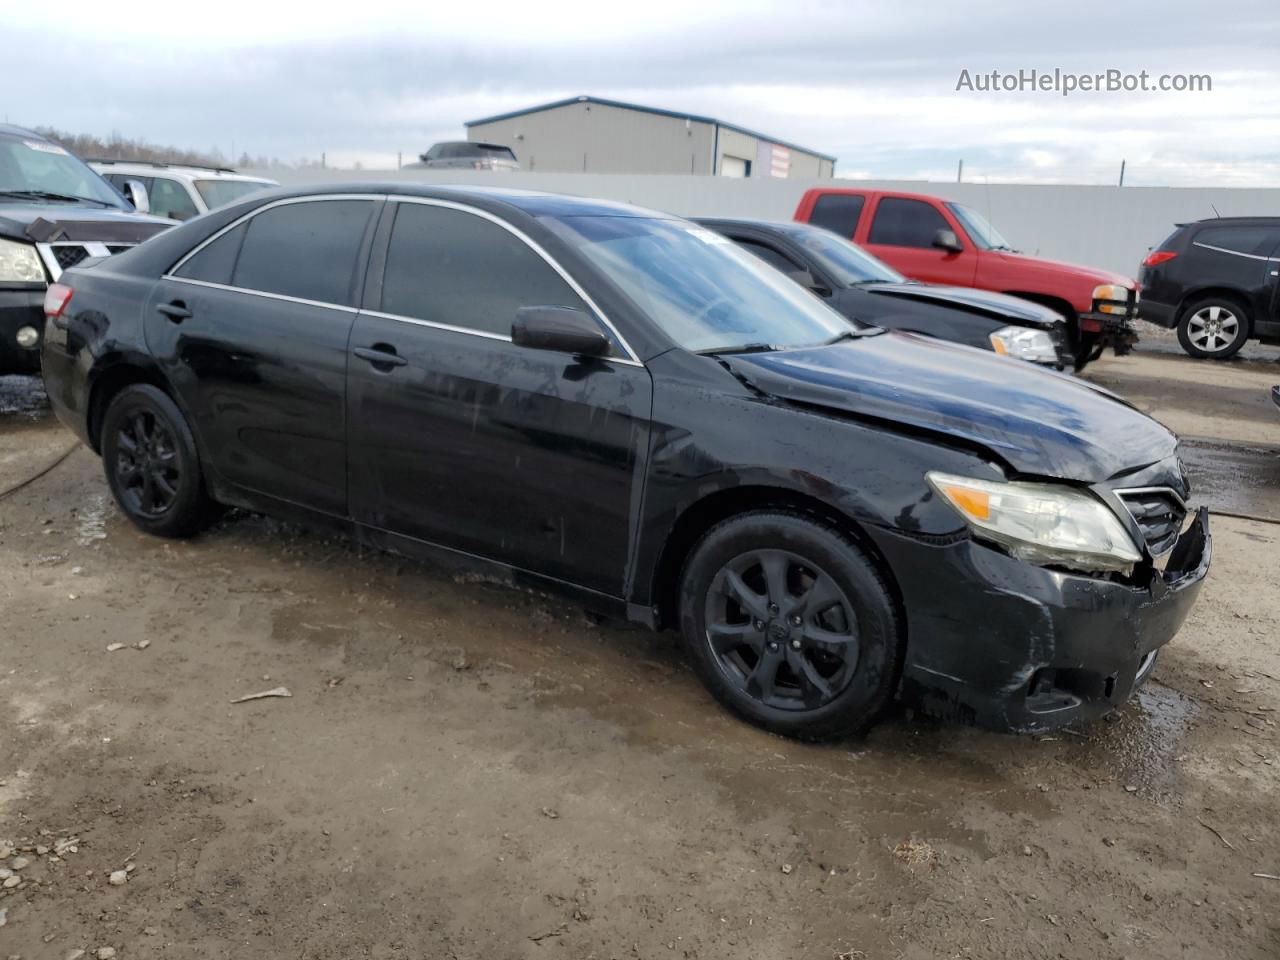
[408,141,519,171]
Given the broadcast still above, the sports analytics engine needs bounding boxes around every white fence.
[245,169,1280,278]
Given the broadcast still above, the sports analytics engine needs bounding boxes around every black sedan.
[696,217,1074,369]
[41,185,1209,739]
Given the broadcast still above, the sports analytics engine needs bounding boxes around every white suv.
[89,161,277,221]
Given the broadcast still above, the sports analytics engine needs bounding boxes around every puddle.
[1065,682,1199,803]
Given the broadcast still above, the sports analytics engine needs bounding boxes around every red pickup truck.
[794,188,1140,367]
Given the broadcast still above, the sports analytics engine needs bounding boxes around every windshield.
[945,202,1014,251]
[194,178,274,210]
[548,216,851,353]
[0,135,126,208]
[775,223,905,285]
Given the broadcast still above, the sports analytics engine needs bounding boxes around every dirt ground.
[1,338,1278,959]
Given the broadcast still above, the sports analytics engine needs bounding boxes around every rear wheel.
[1177,296,1250,359]
[101,384,218,538]
[678,511,902,740]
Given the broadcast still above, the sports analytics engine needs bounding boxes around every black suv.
[0,125,173,373]
[1139,217,1280,359]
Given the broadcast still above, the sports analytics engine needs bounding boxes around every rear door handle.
[157,301,192,321]
[353,345,408,368]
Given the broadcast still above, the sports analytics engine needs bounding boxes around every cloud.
[7,0,1280,185]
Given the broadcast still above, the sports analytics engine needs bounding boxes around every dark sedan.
[696,217,1073,369]
[41,185,1209,738]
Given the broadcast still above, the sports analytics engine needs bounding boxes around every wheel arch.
[86,357,178,453]
[647,484,905,636]
[1175,286,1254,332]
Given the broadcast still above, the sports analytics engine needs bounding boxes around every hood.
[863,282,1064,329]
[723,332,1175,483]
[0,204,174,243]
[990,249,1133,287]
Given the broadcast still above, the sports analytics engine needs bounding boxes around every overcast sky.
[9,0,1280,186]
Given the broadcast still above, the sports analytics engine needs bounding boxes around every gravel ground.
[1,349,1277,960]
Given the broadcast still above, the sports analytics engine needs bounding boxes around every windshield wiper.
[0,190,113,207]
[698,342,781,356]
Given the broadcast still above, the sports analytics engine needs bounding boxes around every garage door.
[720,156,749,178]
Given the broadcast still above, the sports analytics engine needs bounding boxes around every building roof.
[464,95,836,162]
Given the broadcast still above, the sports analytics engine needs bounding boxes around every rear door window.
[808,194,865,238]
[868,197,952,249]
[231,200,376,306]
[1194,225,1280,257]
[174,222,248,285]
[381,202,594,340]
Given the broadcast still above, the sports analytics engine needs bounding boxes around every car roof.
[254,182,673,219]
[88,160,275,184]
[0,124,51,141]
[1185,216,1280,226]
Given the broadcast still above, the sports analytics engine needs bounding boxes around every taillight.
[1142,250,1178,268]
[43,283,73,318]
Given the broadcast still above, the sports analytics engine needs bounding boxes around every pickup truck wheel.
[678,511,902,740]
[101,384,219,538]
[1177,296,1250,359]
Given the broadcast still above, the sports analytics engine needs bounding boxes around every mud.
[2,363,1278,959]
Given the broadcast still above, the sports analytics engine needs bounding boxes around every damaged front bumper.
[873,508,1211,733]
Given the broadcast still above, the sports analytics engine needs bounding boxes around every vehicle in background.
[1273,385,1280,412]
[793,187,1140,369]
[0,125,173,374]
[41,184,1209,739]
[407,141,520,171]
[1138,217,1280,359]
[91,160,277,221]
[696,218,1072,369]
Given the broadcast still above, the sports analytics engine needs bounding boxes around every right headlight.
[927,472,1142,574]
[988,325,1057,363]
[0,238,46,283]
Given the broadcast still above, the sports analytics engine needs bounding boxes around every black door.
[346,200,652,597]
[147,197,380,516]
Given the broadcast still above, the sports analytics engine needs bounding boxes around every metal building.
[464,96,836,178]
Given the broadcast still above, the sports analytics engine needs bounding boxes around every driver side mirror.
[512,306,611,357]
[121,179,150,214]
[932,228,963,254]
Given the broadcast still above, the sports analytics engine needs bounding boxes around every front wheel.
[678,511,903,740]
[1177,296,1250,359]
[101,384,219,538]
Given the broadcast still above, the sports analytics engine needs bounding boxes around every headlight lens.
[988,326,1058,363]
[1093,282,1132,316]
[927,472,1142,574]
[0,238,46,283]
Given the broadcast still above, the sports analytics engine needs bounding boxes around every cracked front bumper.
[872,509,1211,733]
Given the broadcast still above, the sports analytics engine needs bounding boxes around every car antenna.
[1210,203,1222,218]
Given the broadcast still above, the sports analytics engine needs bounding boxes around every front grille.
[52,245,91,269]
[1118,488,1187,556]
[105,244,134,255]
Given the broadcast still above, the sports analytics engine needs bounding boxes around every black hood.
[863,283,1064,329]
[0,204,173,243]
[723,332,1176,483]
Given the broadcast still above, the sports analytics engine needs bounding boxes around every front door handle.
[157,300,192,321]
[353,345,408,368]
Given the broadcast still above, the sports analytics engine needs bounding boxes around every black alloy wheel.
[679,511,902,740]
[114,409,181,519]
[101,384,219,538]
[704,549,859,711]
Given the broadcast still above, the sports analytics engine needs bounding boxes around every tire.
[100,384,218,538]
[1177,296,1250,359]
[1073,330,1102,372]
[678,511,903,740]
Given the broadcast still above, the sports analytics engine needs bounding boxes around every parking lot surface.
[1,344,1278,959]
